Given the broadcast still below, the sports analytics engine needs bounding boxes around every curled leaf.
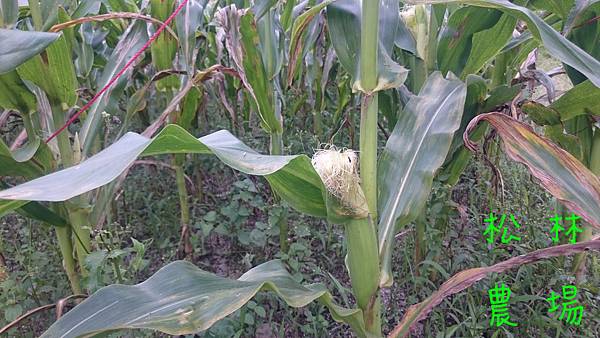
[42,260,367,337]
[464,112,600,228]
[0,125,327,218]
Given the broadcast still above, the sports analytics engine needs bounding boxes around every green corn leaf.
[175,0,207,72]
[550,80,600,121]
[42,260,367,337]
[0,0,18,28]
[407,0,600,87]
[16,55,54,99]
[0,200,67,227]
[79,21,149,155]
[460,12,516,76]
[177,86,201,131]
[439,75,488,186]
[239,12,281,133]
[544,125,584,162]
[253,0,277,20]
[74,22,95,78]
[215,7,281,134]
[0,125,327,218]
[16,201,68,227]
[150,0,179,90]
[0,29,59,74]
[437,5,517,77]
[257,10,283,80]
[521,102,562,126]
[16,11,77,107]
[0,199,27,218]
[0,138,47,178]
[447,74,487,157]
[104,0,138,13]
[395,13,417,54]
[0,70,37,112]
[326,0,409,92]
[71,0,102,19]
[481,83,521,112]
[528,0,574,21]
[281,0,295,31]
[0,179,67,227]
[520,80,600,126]
[563,0,600,34]
[377,72,467,287]
[40,0,60,30]
[48,9,78,107]
[40,0,91,31]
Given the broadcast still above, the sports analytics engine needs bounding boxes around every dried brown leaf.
[464,112,600,229]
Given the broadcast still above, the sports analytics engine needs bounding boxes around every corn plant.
[0,0,224,292]
[2,0,600,337]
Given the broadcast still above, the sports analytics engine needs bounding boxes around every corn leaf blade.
[0,28,59,74]
[377,72,467,287]
[550,80,600,121]
[407,0,600,87]
[464,112,600,228]
[0,70,37,112]
[215,7,281,134]
[79,21,149,155]
[326,0,409,92]
[42,260,366,337]
[175,0,206,71]
[0,125,327,218]
[287,0,334,86]
[0,0,18,27]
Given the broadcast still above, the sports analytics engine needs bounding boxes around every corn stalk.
[350,1,383,335]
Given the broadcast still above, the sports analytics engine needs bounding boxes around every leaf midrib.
[379,84,463,249]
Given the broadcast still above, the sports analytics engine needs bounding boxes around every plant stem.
[269,132,289,252]
[345,218,381,335]
[269,132,283,156]
[414,211,427,276]
[28,0,43,31]
[68,205,91,275]
[52,104,91,277]
[574,129,600,281]
[355,1,382,335]
[359,0,379,218]
[360,96,378,218]
[55,226,82,294]
[51,105,74,168]
[492,52,509,87]
[174,154,192,257]
[360,2,378,91]
[278,207,289,253]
